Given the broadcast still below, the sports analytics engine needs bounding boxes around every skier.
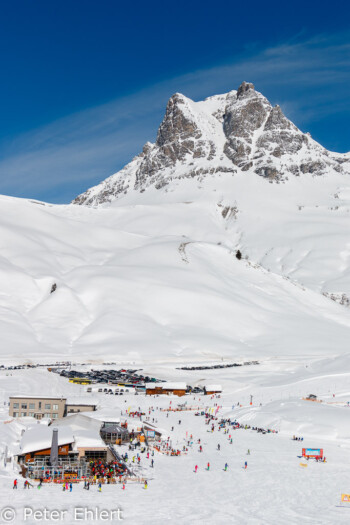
[217,444,220,451]
[98,482,102,492]
[144,480,148,489]
[13,479,17,489]
[224,463,228,471]
[199,445,202,453]
[69,482,73,492]
[207,462,210,471]
[194,465,198,473]
[247,449,250,455]
[244,461,247,469]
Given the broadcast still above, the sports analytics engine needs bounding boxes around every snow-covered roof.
[72,430,106,449]
[82,408,120,424]
[54,413,102,432]
[19,426,74,454]
[126,421,143,432]
[163,382,187,390]
[18,416,108,454]
[205,385,222,391]
[10,395,66,400]
[66,396,98,406]
[146,382,187,390]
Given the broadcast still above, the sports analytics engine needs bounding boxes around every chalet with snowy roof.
[203,385,222,395]
[145,382,187,397]
[14,415,123,480]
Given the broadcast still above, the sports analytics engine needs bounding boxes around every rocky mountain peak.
[155,93,202,148]
[73,83,350,206]
[236,81,255,99]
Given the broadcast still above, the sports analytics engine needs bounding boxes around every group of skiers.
[13,479,39,490]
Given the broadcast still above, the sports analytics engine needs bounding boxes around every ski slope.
[0,167,350,364]
[1,366,350,524]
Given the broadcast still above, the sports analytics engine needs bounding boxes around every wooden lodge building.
[145,382,187,397]
[16,424,113,465]
[203,385,222,395]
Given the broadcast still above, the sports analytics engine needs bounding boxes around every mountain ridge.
[73,81,350,206]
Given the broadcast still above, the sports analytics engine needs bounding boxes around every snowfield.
[1,168,350,364]
[1,81,350,523]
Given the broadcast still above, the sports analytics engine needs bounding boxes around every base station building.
[9,396,97,420]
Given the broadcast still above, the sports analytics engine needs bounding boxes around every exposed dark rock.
[237,81,255,99]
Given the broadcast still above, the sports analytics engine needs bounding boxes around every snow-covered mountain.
[1,82,350,364]
[74,81,350,206]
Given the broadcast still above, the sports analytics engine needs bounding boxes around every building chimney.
[50,428,59,466]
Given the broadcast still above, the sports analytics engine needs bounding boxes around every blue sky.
[0,0,349,203]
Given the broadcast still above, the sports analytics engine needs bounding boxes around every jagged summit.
[236,81,255,98]
[74,82,350,206]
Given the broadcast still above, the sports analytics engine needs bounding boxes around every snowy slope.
[0,81,350,364]
[1,167,350,364]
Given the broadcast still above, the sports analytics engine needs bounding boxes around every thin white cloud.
[0,31,349,202]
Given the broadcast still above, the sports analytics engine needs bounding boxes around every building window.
[29,412,35,417]
[84,451,107,461]
[21,412,27,417]
[29,403,35,409]
[13,403,19,409]
[44,413,50,418]
[13,412,18,417]
[45,404,51,410]
[38,402,42,409]
[53,404,58,410]
[21,404,27,409]
[52,413,58,418]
